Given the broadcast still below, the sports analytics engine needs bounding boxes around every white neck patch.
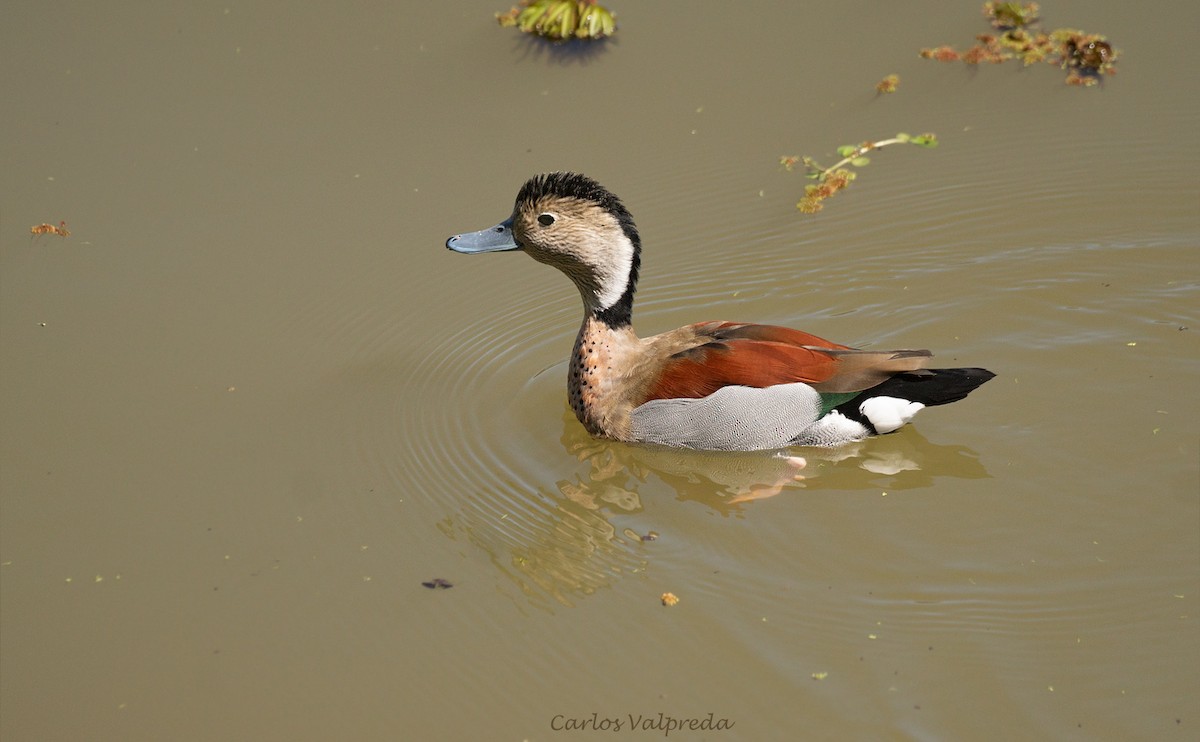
[591,230,634,312]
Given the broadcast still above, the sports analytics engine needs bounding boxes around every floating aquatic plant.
[30,221,71,239]
[920,2,1118,86]
[782,133,938,214]
[984,1,1040,30]
[496,0,616,42]
[876,74,900,94]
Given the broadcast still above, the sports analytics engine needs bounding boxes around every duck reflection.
[438,409,989,609]
[557,408,990,510]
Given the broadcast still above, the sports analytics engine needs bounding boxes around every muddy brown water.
[2,1,1197,740]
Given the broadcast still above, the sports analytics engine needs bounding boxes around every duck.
[446,172,994,451]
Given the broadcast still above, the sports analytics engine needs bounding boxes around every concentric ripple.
[366,278,655,609]
[312,193,1025,605]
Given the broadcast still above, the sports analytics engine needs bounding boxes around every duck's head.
[446,172,641,326]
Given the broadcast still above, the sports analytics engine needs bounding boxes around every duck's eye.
[537,213,555,227]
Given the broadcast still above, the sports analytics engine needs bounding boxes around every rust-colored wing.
[642,321,931,401]
[696,321,852,351]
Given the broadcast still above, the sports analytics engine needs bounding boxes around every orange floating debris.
[30,221,70,238]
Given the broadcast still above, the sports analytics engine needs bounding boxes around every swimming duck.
[446,172,994,451]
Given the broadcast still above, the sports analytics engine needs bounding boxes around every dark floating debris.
[422,578,453,589]
[623,528,660,542]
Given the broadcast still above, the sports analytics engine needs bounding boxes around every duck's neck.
[577,226,640,328]
[567,312,641,438]
[592,284,634,328]
[563,224,643,436]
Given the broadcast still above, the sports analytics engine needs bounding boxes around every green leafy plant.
[920,2,1118,86]
[782,133,939,214]
[496,0,616,42]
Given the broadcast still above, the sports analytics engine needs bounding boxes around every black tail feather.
[834,367,995,431]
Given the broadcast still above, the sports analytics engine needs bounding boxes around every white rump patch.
[859,396,925,434]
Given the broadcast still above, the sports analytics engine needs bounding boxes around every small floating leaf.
[875,74,900,94]
[850,156,871,167]
[985,1,1040,30]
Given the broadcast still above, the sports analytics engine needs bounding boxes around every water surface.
[2,1,1197,740]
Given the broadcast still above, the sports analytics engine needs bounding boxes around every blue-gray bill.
[445,217,519,254]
